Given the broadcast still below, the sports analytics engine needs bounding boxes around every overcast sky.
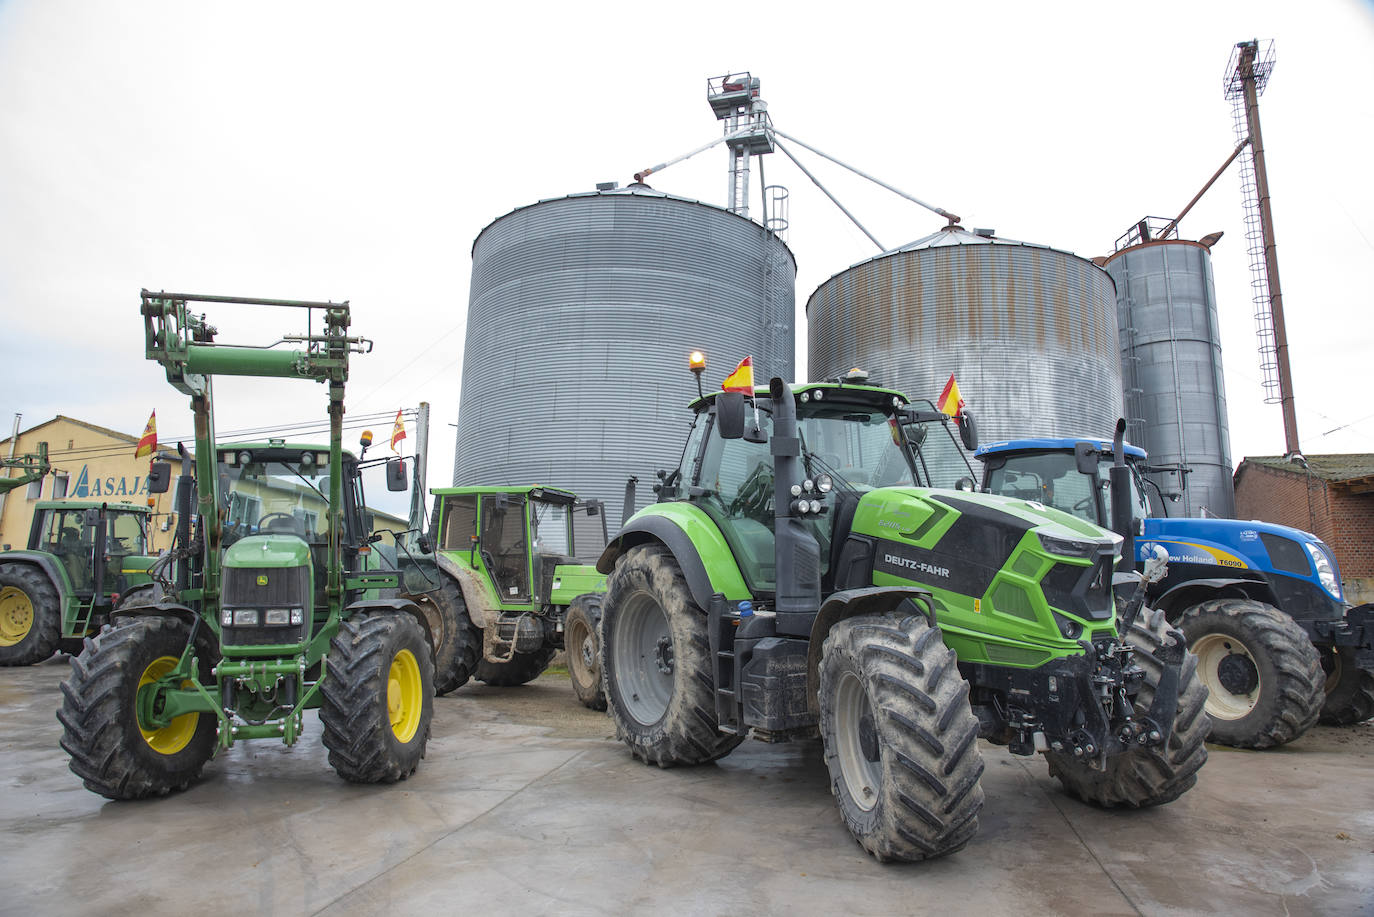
[2,0,1371,503]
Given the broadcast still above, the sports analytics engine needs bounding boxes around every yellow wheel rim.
[138,655,198,755]
[0,586,34,647]
[387,648,423,743]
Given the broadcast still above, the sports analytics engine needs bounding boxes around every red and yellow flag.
[390,410,407,452]
[721,356,754,394]
[134,410,157,458]
[937,374,965,417]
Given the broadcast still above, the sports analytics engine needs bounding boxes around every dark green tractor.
[429,485,609,707]
[59,291,438,799]
[0,500,155,665]
[597,370,1209,862]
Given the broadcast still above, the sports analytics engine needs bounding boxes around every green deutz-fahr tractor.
[597,370,1208,862]
[59,291,438,799]
[428,485,609,707]
[0,494,156,665]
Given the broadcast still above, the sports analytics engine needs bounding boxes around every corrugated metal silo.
[453,186,796,516]
[807,227,1122,452]
[1105,239,1234,518]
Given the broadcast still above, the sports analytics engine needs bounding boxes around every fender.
[435,551,501,630]
[596,504,752,613]
[0,551,75,602]
[1150,576,1278,619]
[111,600,200,629]
[346,598,434,652]
[804,587,936,714]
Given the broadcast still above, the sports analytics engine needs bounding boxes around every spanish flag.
[937,374,965,417]
[390,410,406,453]
[721,356,754,394]
[134,411,157,458]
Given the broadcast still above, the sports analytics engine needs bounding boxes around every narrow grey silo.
[453,186,796,516]
[1105,239,1234,518]
[807,227,1123,452]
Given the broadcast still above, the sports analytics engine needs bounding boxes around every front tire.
[0,564,62,666]
[1047,606,1210,807]
[1319,645,1374,726]
[602,544,742,767]
[406,580,479,696]
[1178,598,1323,748]
[320,611,434,784]
[57,616,217,799]
[818,613,985,862]
[565,594,606,711]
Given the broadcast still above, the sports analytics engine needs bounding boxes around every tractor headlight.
[1304,542,1343,600]
[221,608,233,627]
[265,608,291,626]
[1037,533,1100,559]
[816,474,833,494]
[233,608,259,627]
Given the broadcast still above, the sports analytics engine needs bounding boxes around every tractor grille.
[1040,556,1114,622]
[222,566,310,647]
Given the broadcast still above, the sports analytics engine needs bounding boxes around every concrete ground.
[2,657,1371,917]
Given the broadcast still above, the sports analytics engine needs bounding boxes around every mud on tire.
[565,594,606,711]
[406,579,480,696]
[602,544,742,767]
[818,613,985,862]
[1178,598,1323,748]
[1047,606,1210,808]
[475,645,556,686]
[58,615,217,799]
[0,564,62,666]
[320,611,433,784]
[1319,645,1374,726]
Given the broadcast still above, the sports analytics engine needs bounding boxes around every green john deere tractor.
[597,370,1209,862]
[0,498,156,665]
[58,291,438,799]
[428,485,609,707]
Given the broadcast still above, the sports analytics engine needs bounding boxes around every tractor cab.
[433,486,608,608]
[975,438,1151,528]
[27,501,151,599]
[671,380,978,596]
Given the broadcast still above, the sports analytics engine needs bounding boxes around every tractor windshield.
[218,455,332,544]
[983,451,1148,527]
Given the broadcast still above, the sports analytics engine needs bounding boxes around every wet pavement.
[2,656,1371,916]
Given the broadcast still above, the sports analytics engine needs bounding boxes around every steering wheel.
[258,512,305,536]
[1072,496,1094,513]
[728,464,774,521]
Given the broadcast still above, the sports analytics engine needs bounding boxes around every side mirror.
[1074,441,1100,476]
[958,411,978,451]
[386,457,408,492]
[416,532,433,554]
[147,461,172,494]
[716,392,746,440]
[363,511,376,535]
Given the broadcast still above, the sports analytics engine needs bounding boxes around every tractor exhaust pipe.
[1109,418,1135,572]
[768,377,822,634]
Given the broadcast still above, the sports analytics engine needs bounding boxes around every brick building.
[1233,454,1374,604]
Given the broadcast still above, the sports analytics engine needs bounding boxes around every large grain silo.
[807,226,1122,449]
[1104,238,1234,518]
[453,185,795,517]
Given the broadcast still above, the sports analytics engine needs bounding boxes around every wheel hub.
[1217,650,1259,696]
[858,713,880,763]
[654,635,674,675]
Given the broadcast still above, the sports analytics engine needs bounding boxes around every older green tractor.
[59,291,437,799]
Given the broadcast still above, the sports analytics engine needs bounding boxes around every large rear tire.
[406,580,480,696]
[57,616,217,799]
[475,645,556,686]
[1319,645,1374,726]
[1178,598,1323,748]
[602,544,742,767]
[1047,606,1210,807]
[818,613,985,862]
[0,564,62,666]
[565,594,606,711]
[320,611,434,784]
